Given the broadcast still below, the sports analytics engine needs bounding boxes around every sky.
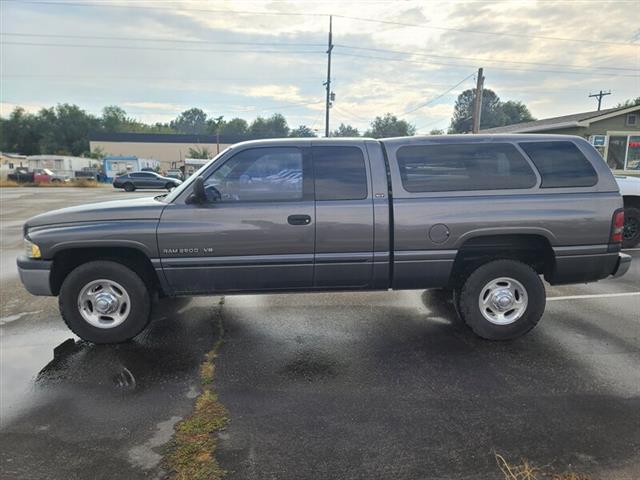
[1,0,639,134]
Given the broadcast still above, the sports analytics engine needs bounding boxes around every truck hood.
[25,196,167,229]
[615,175,640,195]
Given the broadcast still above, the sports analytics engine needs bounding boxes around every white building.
[27,155,102,178]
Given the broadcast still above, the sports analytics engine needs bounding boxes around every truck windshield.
[161,147,232,203]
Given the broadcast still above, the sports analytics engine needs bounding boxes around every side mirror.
[186,176,206,204]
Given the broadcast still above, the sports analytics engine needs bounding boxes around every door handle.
[288,214,312,226]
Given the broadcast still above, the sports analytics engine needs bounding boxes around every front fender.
[28,220,160,259]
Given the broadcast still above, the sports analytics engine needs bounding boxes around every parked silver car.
[112,171,182,191]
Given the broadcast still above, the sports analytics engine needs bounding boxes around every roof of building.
[88,132,246,144]
[480,104,640,134]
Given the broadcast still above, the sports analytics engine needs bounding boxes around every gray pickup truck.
[17,135,631,343]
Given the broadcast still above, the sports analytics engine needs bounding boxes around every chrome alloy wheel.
[478,277,528,325]
[77,279,131,329]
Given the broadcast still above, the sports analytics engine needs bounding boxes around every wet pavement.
[1,188,639,479]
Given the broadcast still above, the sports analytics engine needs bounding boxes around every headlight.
[24,238,41,258]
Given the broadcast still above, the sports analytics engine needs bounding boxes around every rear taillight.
[611,209,625,244]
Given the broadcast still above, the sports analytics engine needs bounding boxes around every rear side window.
[313,146,368,200]
[519,141,597,188]
[396,143,537,192]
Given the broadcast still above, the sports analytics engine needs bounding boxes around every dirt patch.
[0,179,101,188]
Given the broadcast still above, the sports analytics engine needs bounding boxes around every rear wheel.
[455,259,545,340]
[59,260,151,343]
[123,183,135,192]
[622,207,640,248]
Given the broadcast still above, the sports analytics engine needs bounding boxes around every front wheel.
[622,207,640,248]
[59,260,151,343]
[455,259,545,340]
[123,183,135,192]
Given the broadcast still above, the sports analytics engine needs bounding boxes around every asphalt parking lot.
[1,187,639,479]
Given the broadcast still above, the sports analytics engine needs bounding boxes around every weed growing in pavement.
[495,452,591,480]
[165,298,228,480]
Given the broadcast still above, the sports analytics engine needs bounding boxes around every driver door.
[158,145,315,294]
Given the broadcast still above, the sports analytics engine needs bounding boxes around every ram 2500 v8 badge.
[18,135,631,343]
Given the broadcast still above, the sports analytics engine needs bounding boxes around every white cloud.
[0,102,44,115]
[122,102,186,111]
[1,0,638,128]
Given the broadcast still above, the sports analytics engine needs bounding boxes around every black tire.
[59,260,151,343]
[165,182,175,191]
[123,183,135,192]
[455,259,545,340]
[622,207,640,248]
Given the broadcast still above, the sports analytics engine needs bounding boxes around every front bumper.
[612,252,632,278]
[16,255,53,296]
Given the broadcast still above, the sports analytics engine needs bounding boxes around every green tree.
[170,108,209,134]
[449,89,535,133]
[616,97,640,108]
[206,115,225,134]
[37,104,99,155]
[188,146,213,159]
[289,125,317,137]
[429,128,445,135]
[0,107,42,154]
[249,113,289,138]
[332,123,360,137]
[449,89,503,133]
[101,105,128,132]
[219,117,248,137]
[500,100,534,126]
[89,146,107,159]
[365,113,416,138]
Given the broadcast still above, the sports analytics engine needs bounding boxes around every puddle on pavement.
[1,297,221,426]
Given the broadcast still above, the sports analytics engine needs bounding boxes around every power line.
[336,44,640,73]
[400,73,476,115]
[1,32,325,48]
[332,14,638,47]
[333,52,640,78]
[0,73,324,83]
[331,105,369,123]
[2,41,326,55]
[4,31,633,73]
[7,0,635,47]
[3,0,327,17]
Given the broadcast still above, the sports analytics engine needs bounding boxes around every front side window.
[396,143,537,192]
[519,141,597,188]
[204,147,303,202]
[313,146,368,200]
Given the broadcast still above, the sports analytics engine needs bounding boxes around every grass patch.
[0,179,20,187]
[496,452,591,480]
[165,298,228,480]
[0,178,102,187]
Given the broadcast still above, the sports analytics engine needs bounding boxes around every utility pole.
[471,67,484,133]
[589,90,611,111]
[324,15,333,137]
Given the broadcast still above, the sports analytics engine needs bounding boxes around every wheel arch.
[50,246,163,296]
[623,195,640,209]
[449,233,555,288]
